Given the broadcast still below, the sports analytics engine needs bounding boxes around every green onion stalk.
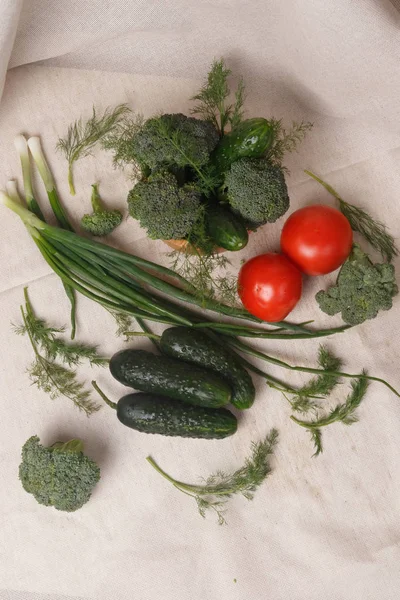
[14,136,77,338]
[27,137,73,231]
[1,190,399,398]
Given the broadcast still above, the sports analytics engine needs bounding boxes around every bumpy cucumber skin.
[109,349,231,408]
[117,393,238,439]
[160,327,256,410]
[213,118,274,171]
[207,206,248,251]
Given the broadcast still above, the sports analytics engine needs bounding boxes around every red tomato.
[238,253,302,322]
[280,205,353,276]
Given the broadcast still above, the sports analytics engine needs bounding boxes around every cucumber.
[207,205,248,251]
[117,393,237,439]
[213,118,274,171]
[160,327,256,410]
[109,349,231,408]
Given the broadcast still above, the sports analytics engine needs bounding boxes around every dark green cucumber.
[117,393,237,439]
[207,206,248,251]
[109,349,231,408]
[160,327,256,410]
[213,118,274,171]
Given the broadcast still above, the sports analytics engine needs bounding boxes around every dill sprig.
[147,429,278,525]
[168,250,239,307]
[288,346,343,413]
[267,119,313,167]
[191,58,246,135]
[107,309,135,341]
[292,373,369,456]
[57,104,131,195]
[305,170,398,263]
[102,113,145,177]
[14,288,106,415]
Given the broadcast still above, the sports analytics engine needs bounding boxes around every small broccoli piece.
[81,184,122,236]
[225,158,290,228]
[128,171,203,240]
[19,435,100,512]
[130,113,219,170]
[316,245,398,325]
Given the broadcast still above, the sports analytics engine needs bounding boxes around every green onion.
[14,135,45,220]
[27,137,72,231]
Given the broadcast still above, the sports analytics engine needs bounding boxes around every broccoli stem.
[51,439,84,452]
[90,183,103,212]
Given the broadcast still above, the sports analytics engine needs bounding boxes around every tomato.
[238,253,302,322]
[280,205,353,276]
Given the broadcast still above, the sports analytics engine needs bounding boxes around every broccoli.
[130,113,219,171]
[224,158,290,228]
[316,245,398,325]
[81,184,122,236]
[128,171,203,240]
[19,435,100,512]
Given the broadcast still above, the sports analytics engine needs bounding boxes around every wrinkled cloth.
[1,2,400,600]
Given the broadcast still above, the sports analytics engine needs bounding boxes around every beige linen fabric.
[1,2,400,600]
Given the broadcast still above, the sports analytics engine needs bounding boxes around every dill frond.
[147,429,278,525]
[292,372,369,455]
[14,288,105,415]
[289,346,343,413]
[229,77,246,130]
[191,58,246,134]
[102,112,145,177]
[168,250,239,307]
[267,119,313,166]
[57,104,131,194]
[107,309,134,341]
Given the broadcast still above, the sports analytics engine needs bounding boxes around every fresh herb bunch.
[14,288,107,414]
[147,429,278,524]
[191,58,246,135]
[57,104,130,195]
[292,374,369,455]
[305,170,398,262]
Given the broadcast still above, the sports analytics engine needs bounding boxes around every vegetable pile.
[2,58,399,524]
[57,60,311,261]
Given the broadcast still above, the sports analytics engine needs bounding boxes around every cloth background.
[1,1,400,599]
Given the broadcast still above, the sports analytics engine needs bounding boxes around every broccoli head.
[316,245,398,325]
[128,171,203,240]
[130,113,219,170]
[224,158,290,228]
[81,184,122,236]
[19,436,100,512]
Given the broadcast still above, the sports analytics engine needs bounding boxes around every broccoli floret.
[316,245,398,325]
[130,113,219,170]
[81,184,122,236]
[128,171,203,240]
[19,436,100,512]
[225,158,290,228]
